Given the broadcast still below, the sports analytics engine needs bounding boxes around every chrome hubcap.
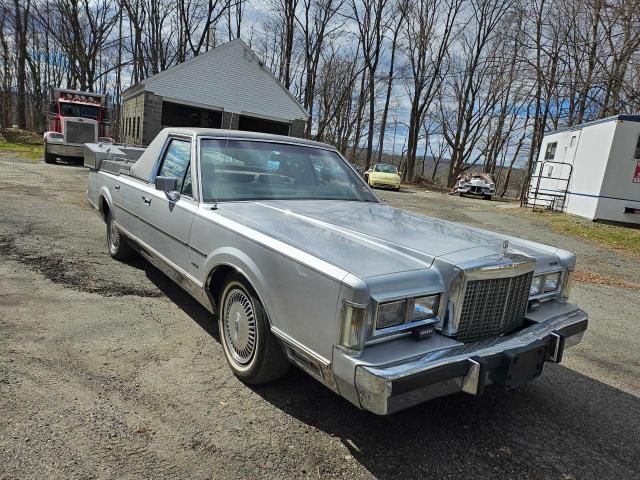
[223,288,256,365]
[108,218,119,251]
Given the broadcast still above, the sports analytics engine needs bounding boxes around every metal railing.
[522,160,574,212]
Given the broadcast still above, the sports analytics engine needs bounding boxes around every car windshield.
[200,139,378,203]
[374,164,397,174]
[60,103,100,119]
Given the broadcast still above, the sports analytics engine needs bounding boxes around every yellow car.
[365,163,401,191]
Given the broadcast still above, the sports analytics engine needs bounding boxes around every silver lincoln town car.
[86,128,588,415]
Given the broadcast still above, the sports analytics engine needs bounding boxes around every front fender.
[203,246,273,321]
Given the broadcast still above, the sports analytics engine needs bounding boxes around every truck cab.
[43,88,110,164]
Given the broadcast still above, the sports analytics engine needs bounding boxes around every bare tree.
[349,0,390,169]
[377,0,406,163]
[297,0,344,137]
[14,0,31,128]
[401,0,462,181]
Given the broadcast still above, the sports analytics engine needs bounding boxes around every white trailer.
[527,114,640,225]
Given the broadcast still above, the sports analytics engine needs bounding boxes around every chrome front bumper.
[353,305,588,415]
[46,142,85,158]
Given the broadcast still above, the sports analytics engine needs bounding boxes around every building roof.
[545,114,640,135]
[123,39,308,122]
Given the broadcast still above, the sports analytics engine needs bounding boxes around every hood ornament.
[501,240,509,256]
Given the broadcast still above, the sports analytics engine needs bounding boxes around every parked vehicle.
[44,88,111,164]
[452,172,495,199]
[365,163,401,191]
[526,114,640,224]
[86,128,587,415]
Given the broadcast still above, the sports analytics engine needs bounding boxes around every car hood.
[216,200,561,279]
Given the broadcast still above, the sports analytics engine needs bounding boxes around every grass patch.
[541,212,640,256]
[0,141,43,160]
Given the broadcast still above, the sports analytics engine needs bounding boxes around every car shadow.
[123,254,219,340]
[123,256,639,479]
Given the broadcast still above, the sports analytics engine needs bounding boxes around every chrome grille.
[65,120,96,144]
[456,271,533,342]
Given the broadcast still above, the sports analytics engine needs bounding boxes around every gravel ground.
[1,154,638,479]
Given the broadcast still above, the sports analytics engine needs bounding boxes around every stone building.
[121,39,308,145]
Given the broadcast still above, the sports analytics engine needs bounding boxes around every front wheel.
[218,274,290,384]
[107,211,133,260]
[44,146,57,164]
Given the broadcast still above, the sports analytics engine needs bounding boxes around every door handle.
[142,196,152,206]
[114,185,120,191]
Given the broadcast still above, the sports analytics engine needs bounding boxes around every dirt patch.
[0,128,42,145]
[0,234,162,298]
[574,270,640,291]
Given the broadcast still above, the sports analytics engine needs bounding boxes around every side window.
[544,142,557,160]
[158,139,192,196]
[634,135,640,159]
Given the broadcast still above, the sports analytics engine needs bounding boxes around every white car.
[453,172,496,199]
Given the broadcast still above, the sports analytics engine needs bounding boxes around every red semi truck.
[43,88,111,164]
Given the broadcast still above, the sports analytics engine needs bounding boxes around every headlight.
[339,303,371,352]
[530,271,563,297]
[376,300,407,329]
[411,295,439,321]
[544,272,561,292]
[530,276,543,296]
[46,132,64,142]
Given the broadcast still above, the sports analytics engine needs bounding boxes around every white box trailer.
[527,114,640,225]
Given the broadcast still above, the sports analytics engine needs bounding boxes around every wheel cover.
[108,218,120,251]
[223,288,257,365]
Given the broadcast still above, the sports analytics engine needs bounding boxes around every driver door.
[136,136,197,274]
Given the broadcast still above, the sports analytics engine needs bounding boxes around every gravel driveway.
[1,154,638,479]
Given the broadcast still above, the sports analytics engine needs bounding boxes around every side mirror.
[155,176,180,202]
[399,171,404,177]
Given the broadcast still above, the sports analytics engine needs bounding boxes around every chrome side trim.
[271,326,330,366]
[271,326,338,392]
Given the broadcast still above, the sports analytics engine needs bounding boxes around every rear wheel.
[218,273,290,384]
[106,211,133,260]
